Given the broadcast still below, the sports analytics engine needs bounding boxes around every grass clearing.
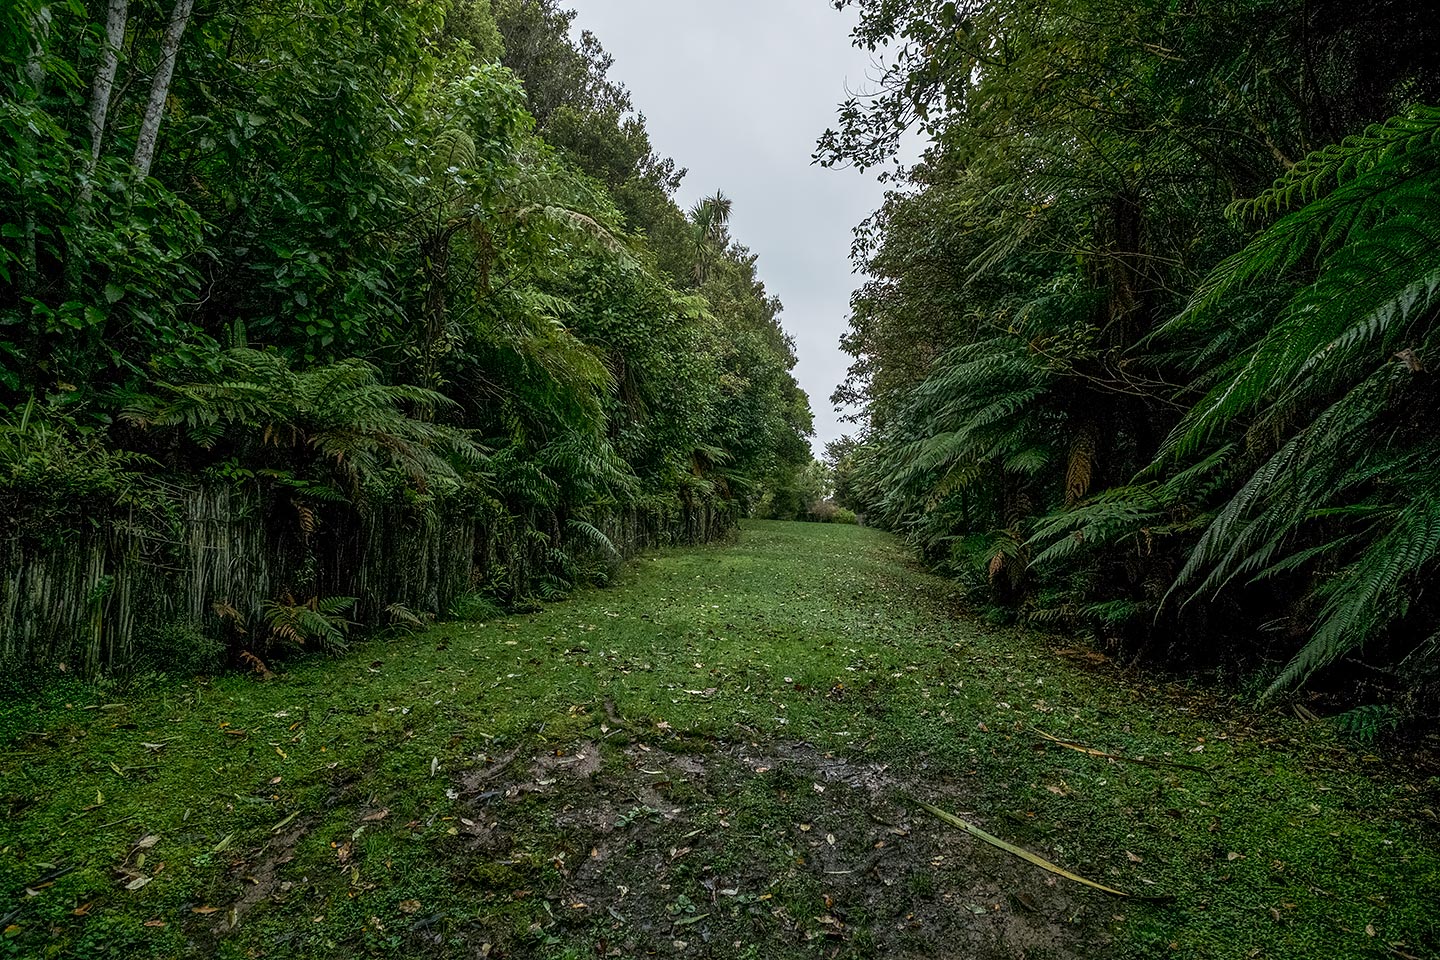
[2,521,1437,958]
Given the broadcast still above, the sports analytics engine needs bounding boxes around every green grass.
[2,521,1437,958]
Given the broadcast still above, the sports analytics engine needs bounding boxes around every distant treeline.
[825,0,1440,724]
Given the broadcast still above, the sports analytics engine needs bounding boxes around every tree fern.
[124,349,487,492]
[538,430,638,503]
[1152,107,1440,696]
[1161,109,1440,462]
[264,595,356,653]
[1234,106,1440,219]
[565,518,620,561]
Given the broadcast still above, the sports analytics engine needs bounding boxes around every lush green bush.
[0,0,813,675]
[807,500,858,525]
[825,0,1440,717]
[134,620,225,677]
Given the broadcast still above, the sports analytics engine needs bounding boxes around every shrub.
[135,620,225,677]
[449,592,505,622]
[807,500,858,524]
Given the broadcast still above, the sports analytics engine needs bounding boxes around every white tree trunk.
[131,0,194,181]
[19,4,50,295]
[77,0,128,205]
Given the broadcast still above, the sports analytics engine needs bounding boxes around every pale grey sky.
[567,0,902,455]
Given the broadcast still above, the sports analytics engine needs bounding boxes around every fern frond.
[1235,105,1440,219]
[1265,494,1440,698]
[566,519,620,561]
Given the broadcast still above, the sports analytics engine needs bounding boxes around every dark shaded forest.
[0,0,815,678]
[822,0,1440,729]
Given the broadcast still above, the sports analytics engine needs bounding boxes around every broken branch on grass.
[464,747,523,789]
[914,800,1174,903]
[1031,728,1212,776]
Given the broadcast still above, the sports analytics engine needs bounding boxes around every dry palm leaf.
[1031,728,1211,776]
[1065,425,1098,505]
[915,800,1173,902]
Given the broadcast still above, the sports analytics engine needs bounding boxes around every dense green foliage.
[0,0,812,670]
[823,0,1440,715]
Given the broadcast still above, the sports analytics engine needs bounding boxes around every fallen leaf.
[1126,851,1143,863]
[398,899,421,914]
[125,876,151,891]
[360,808,390,822]
[916,801,1171,902]
[192,906,220,915]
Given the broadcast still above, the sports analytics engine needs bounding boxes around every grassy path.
[2,521,1437,959]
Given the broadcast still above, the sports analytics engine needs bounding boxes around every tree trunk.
[131,0,194,181]
[420,226,454,389]
[77,0,128,207]
[18,4,50,298]
[66,0,127,300]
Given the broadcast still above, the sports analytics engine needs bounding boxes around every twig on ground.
[1031,728,1212,776]
[914,799,1175,903]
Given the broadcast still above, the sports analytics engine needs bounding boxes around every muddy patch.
[727,740,901,796]
[212,823,309,934]
[442,735,1117,958]
[531,740,603,783]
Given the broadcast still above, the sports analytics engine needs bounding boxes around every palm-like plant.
[124,348,486,492]
[1150,106,1440,696]
[689,191,732,285]
[857,334,1065,584]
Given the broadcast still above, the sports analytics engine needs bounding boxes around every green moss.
[1,521,1436,959]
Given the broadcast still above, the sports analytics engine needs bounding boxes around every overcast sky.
[567,0,905,455]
